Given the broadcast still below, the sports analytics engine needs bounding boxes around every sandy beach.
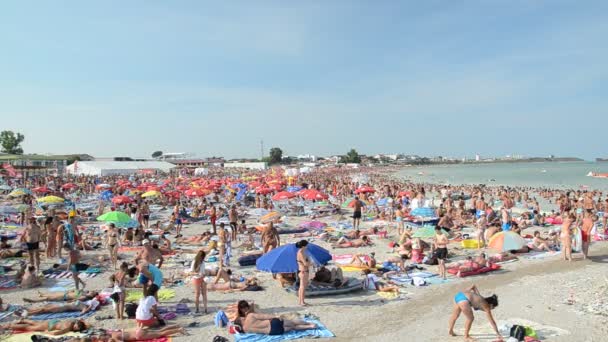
[1,205,605,342]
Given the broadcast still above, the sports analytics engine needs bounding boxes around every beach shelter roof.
[66,161,175,176]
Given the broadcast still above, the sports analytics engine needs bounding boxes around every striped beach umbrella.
[488,231,527,252]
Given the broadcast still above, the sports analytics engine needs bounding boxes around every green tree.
[0,131,25,154]
[269,147,283,164]
[340,148,361,164]
[151,151,163,158]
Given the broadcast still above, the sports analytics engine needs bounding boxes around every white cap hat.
[142,239,151,245]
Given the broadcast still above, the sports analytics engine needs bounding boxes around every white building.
[65,161,176,176]
[475,154,480,162]
[223,162,268,170]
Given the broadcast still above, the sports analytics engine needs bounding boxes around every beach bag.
[510,325,526,341]
[524,326,538,339]
[125,303,138,318]
[213,337,229,342]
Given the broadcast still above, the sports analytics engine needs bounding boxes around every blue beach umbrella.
[99,190,113,201]
[256,243,332,273]
[287,186,302,193]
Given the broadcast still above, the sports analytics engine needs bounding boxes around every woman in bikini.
[189,249,208,314]
[111,262,129,319]
[296,240,310,306]
[107,223,121,270]
[0,319,87,335]
[105,325,186,342]
[332,235,372,248]
[206,277,261,292]
[262,222,280,254]
[448,285,502,342]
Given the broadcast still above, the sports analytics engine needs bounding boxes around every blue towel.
[234,319,333,342]
[29,310,96,321]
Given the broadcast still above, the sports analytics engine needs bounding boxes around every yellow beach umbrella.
[141,190,161,198]
[37,195,65,204]
[8,188,31,197]
[259,211,281,224]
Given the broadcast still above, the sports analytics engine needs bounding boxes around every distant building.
[66,160,175,176]
[224,162,267,170]
[475,154,480,162]
[0,154,94,177]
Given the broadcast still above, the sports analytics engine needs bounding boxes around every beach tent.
[66,161,175,176]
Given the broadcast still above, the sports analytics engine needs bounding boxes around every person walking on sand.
[296,240,311,306]
[67,248,87,291]
[448,285,502,342]
[581,211,594,259]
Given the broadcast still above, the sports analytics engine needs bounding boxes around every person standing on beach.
[296,240,311,306]
[210,205,217,235]
[433,226,448,280]
[68,248,87,291]
[352,197,362,229]
[561,213,574,262]
[500,207,511,231]
[22,217,41,272]
[229,205,238,241]
[581,212,594,259]
[448,285,502,342]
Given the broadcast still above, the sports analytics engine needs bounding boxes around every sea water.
[397,162,608,191]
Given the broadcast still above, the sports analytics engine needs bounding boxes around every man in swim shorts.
[352,197,363,229]
[138,262,163,301]
[22,217,41,273]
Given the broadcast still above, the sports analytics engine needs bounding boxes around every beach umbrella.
[488,231,527,252]
[95,184,112,190]
[0,184,12,191]
[32,186,52,194]
[412,226,449,238]
[163,190,181,199]
[8,188,31,197]
[99,190,113,201]
[176,185,189,191]
[398,191,411,197]
[112,195,134,205]
[61,183,78,190]
[255,187,273,195]
[256,243,332,273]
[355,186,375,194]
[259,211,281,224]
[37,196,65,204]
[300,189,329,201]
[286,186,302,193]
[97,211,131,224]
[185,188,209,197]
[272,191,296,201]
[142,190,162,198]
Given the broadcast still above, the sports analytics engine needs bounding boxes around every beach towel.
[234,319,333,342]
[447,264,501,277]
[28,310,96,321]
[0,332,84,342]
[126,288,176,302]
[0,305,21,321]
[0,278,18,290]
[332,254,370,265]
[522,252,557,260]
[44,271,98,280]
[405,271,437,278]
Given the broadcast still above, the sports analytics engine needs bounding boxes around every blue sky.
[1,1,606,159]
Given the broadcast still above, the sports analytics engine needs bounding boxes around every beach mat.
[126,288,176,302]
[0,278,18,290]
[44,271,98,280]
[29,310,96,321]
[332,254,370,265]
[234,319,333,342]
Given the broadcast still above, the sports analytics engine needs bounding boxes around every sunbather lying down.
[312,266,344,286]
[18,297,100,317]
[23,290,99,303]
[332,236,372,248]
[91,325,186,342]
[207,278,262,292]
[0,318,88,334]
[362,269,400,293]
[235,301,317,336]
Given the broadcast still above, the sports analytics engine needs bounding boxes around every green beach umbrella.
[97,211,131,223]
[412,226,450,238]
